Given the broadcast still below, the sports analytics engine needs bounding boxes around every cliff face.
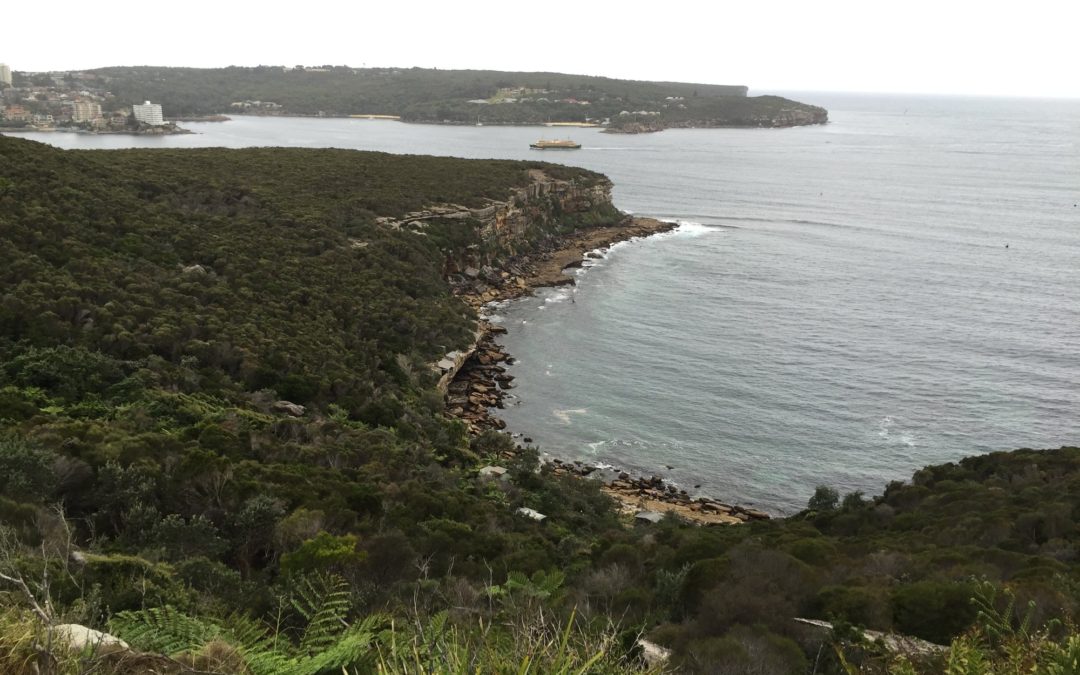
[677,105,829,128]
[479,169,615,252]
[378,170,619,271]
[413,171,621,393]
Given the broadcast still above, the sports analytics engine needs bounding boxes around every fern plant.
[110,573,387,675]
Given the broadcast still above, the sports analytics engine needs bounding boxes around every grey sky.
[7,0,1078,98]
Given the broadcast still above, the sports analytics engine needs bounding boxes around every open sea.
[10,92,1080,513]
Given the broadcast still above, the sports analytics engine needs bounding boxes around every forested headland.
[0,135,1078,673]
[69,66,828,130]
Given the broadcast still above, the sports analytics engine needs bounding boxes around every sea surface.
[10,93,1080,513]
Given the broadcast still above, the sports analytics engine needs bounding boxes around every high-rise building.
[132,100,164,126]
[0,64,12,87]
[72,100,102,123]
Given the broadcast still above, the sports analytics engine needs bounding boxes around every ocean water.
[11,93,1080,513]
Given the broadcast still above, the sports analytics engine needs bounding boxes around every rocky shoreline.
[441,216,772,526]
[444,215,678,433]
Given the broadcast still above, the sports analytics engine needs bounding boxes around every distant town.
[0,63,188,134]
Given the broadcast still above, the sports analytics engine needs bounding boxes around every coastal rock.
[516,507,547,522]
[50,624,129,654]
[741,508,771,521]
[271,400,306,417]
[479,465,508,479]
[638,639,672,667]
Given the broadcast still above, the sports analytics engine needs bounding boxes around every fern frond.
[300,623,377,673]
[111,605,221,655]
[295,573,353,654]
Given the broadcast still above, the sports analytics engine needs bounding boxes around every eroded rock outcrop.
[378,170,616,274]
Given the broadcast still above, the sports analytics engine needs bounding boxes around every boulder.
[516,507,547,521]
[479,465,508,479]
[50,624,129,655]
[272,401,306,417]
[635,511,665,524]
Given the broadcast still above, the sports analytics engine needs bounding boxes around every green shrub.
[808,485,839,512]
[814,585,889,628]
[0,438,56,502]
[788,537,837,566]
[891,580,978,644]
[280,532,365,577]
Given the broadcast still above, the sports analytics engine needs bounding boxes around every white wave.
[877,416,917,447]
[586,440,606,452]
[544,289,572,304]
[672,220,716,237]
[553,408,588,424]
[877,416,894,438]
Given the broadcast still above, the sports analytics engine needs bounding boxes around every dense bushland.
[1,136,1077,673]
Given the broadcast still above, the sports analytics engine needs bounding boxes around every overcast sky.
[6,0,1078,98]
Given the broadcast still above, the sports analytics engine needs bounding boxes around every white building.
[0,64,12,87]
[72,100,102,123]
[132,100,164,126]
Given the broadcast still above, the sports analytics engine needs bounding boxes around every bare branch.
[0,570,52,624]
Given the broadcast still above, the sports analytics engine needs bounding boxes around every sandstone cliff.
[377,169,620,274]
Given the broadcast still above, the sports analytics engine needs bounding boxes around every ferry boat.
[530,139,581,150]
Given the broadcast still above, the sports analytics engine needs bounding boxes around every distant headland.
[3,65,828,132]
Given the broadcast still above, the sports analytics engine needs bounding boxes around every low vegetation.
[1,136,1076,672]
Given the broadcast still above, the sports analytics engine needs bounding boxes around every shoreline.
[0,126,193,136]
[443,216,771,526]
[224,112,825,131]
